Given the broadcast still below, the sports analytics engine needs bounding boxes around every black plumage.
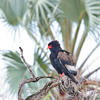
[48,40,78,84]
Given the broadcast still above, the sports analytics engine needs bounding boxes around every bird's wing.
[57,50,75,66]
[50,51,78,84]
[57,50,77,77]
[57,54,78,84]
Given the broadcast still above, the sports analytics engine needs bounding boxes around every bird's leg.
[59,72,64,77]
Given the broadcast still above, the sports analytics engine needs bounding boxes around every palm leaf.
[26,0,58,38]
[58,0,100,64]
[59,0,100,41]
[59,0,85,22]
[2,50,52,99]
[84,0,100,40]
[2,51,27,94]
[28,0,58,21]
[0,0,26,26]
[34,47,50,74]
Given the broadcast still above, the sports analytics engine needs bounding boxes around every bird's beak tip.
[48,45,52,49]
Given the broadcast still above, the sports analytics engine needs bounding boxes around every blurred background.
[0,0,100,100]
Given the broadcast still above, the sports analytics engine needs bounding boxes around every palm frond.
[2,50,51,98]
[0,0,26,26]
[59,0,85,22]
[34,47,50,74]
[28,0,58,21]
[85,0,100,40]
[2,51,27,94]
[26,0,58,38]
[71,10,86,55]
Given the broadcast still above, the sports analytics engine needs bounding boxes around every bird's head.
[48,40,61,53]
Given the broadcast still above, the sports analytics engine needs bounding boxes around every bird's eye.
[48,45,52,49]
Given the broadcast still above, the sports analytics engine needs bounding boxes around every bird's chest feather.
[50,54,63,74]
[50,54,60,66]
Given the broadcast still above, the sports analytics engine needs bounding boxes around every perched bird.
[48,40,78,84]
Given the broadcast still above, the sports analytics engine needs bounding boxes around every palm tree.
[0,0,100,99]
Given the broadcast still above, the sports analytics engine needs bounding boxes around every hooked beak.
[47,45,52,49]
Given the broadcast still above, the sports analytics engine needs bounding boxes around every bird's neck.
[51,48,61,57]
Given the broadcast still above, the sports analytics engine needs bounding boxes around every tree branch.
[83,80,100,86]
[18,76,55,100]
[18,78,34,100]
[18,47,94,100]
[19,47,35,78]
[18,47,55,100]
[25,80,59,100]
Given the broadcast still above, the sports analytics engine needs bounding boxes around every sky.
[0,20,100,100]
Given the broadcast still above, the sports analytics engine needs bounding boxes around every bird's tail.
[61,62,78,84]
[69,70,77,76]
[64,69,78,84]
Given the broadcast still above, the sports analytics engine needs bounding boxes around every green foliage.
[34,47,50,74]
[60,0,85,22]
[0,0,100,99]
[28,0,58,21]
[2,50,52,99]
[84,0,100,41]
[2,51,27,94]
[0,0,26,26]
[26,0,59,37]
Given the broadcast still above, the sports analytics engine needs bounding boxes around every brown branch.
[83,80,100,86]
[18,76,54,100]
[18,47,55,100]
[19,47,35,78]
[85,67,100,78]
[18,78,34,100]
[25,76,80,100]
[18,74,88,100]
[25,80,59,100]
[18,47,88,100]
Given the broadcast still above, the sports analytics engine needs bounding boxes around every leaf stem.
[85,67,100,78]
[71,10,86,54]
[78,42,100,70]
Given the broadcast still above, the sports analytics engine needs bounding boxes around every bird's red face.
[48,45,52,49]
